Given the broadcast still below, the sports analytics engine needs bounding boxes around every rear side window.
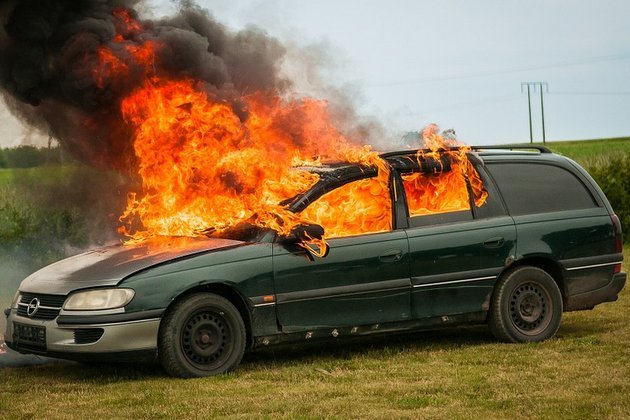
[486,162,597,215]
[402,169,473,227]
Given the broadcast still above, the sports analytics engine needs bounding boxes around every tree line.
[0,145,65,168]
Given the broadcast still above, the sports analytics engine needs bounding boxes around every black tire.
[488,266,563,343]
[159,293,246,378]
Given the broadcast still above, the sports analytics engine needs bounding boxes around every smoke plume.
[0,0,294,170]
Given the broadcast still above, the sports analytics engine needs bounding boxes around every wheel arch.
[162,282,254,348]
[502,256,567,305]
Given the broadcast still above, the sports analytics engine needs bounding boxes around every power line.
[548,91,630,96]
[365,54,630,88]
[380,94,518,116]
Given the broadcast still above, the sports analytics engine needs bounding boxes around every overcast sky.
[2,0,629,147]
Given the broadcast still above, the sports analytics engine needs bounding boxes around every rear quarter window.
[486,162,597,216]
[401,167,473,228]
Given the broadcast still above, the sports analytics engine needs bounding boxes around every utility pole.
[523,83,533,143]
[521,82,548,144]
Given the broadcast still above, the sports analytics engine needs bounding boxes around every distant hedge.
[0,145,63,168]
[0,165,133,271]
[588,154,630,243]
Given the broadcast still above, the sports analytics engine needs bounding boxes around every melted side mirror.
[283,223,329,259]
[290,223,324,242]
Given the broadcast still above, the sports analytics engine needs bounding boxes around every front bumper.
[4,308,160,361]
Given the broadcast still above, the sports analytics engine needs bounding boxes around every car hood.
[19,237,244,295]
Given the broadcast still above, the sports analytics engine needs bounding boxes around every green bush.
[0,145,64,168]
[0,165,134,271]
[588,153,630,243]
[0,189,83,269]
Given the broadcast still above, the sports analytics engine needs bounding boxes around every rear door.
[399,159,516,319]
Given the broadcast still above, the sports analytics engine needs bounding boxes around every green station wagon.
[4,146,626,377]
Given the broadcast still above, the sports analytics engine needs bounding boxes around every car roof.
[298,145,561,178]
[288,145,571,213]
[380,144,552,158]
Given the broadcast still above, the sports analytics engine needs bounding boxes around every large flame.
[93,8,486,244]
[118,77,385,240]
[403,125,487,217]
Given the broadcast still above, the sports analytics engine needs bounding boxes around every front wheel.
[159,293,246,378]
[489,266,563,343]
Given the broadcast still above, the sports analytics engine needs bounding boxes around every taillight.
[611,214,623,273]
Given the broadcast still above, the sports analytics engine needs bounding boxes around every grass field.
[0,165,86,185]
[527,136,630,168]
[0,249,628,419]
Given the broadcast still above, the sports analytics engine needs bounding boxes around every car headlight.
[63,288,135,311]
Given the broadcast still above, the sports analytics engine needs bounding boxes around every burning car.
[4,146,626,377]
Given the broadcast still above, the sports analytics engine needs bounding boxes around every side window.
[486,162,597,216]
[300,177,392,237]
[402,169,473,227]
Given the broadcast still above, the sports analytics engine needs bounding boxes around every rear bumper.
[4,308,160,362]
[565,272,627,311]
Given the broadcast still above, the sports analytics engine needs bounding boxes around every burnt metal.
[286,223,325,243]
[288,164,378,212]
[390,170,409,230]
[385,154,452,174]
[287,150,457,213]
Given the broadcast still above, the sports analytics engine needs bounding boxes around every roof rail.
[379,144,552,159]
[379,147,463,158]
[471,145,552,153]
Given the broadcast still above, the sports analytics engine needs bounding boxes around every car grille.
[17,293,66,320]
[74,328,104,344]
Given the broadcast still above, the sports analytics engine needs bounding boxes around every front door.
[272,175,411,332]
[273,231,411,332]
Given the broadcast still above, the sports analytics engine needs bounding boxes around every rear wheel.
[159,293,246,378]
[489,266,563,343]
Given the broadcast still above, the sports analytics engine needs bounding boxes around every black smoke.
[0,0,290,170]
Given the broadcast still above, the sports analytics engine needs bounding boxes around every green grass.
[533,137,630,168]
[1,249,628,419]
[0,165,82,185]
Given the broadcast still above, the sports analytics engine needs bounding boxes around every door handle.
[483,237,505,248]
[379,249,403,262]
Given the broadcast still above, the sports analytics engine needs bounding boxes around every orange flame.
[117,78,385,241]
[92,7,486,245]
[403,125,487,216]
